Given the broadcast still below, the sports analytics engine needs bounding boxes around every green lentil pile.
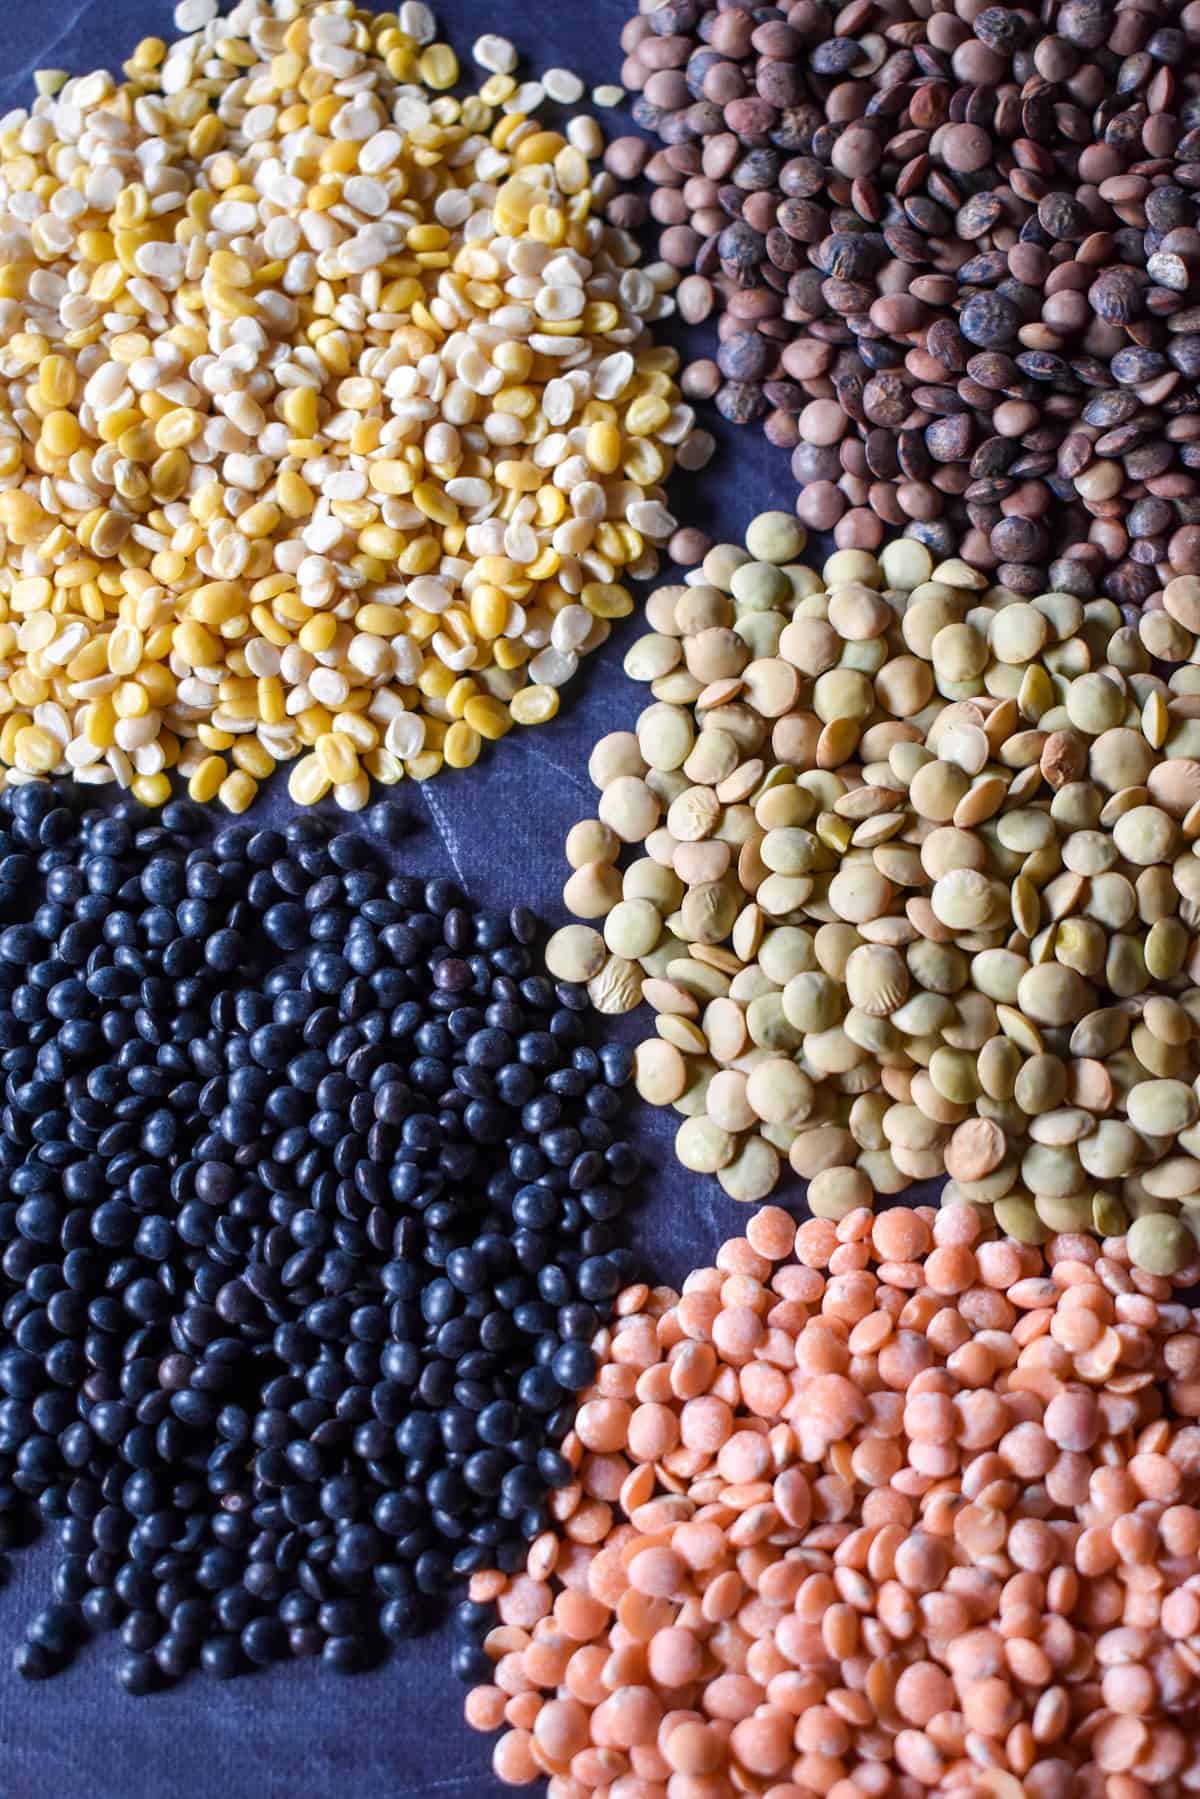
[549,510,1200,1278]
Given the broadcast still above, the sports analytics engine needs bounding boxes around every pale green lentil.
[554,510,1200,1275]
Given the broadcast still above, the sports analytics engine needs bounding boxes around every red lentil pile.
[464,1202,1200,1796]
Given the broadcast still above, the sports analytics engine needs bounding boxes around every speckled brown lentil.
[614,0,1200,604]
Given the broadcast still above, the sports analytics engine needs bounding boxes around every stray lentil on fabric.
[464,1201,1200,1798]
[555,512,1200,1274]
[0,0,709,812]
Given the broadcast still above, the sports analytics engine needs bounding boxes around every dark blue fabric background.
[0,3,796,1791]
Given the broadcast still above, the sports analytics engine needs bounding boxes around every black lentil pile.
[0,786,638,1690]
[614,0,1200,602]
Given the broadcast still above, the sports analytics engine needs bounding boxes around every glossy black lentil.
[0,787,639,1688]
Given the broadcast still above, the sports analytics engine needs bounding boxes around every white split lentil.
[0,0,702,809]
[473,35,519,76]
[544,70,585,106]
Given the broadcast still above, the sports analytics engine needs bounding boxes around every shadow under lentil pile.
[616,0,1200,603]
[0,786,639,1690]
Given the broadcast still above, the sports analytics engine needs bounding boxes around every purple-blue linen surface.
[0,3,792,1792]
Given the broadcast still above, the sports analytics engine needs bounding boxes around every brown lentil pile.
[609,0,1200,602]
[550,511,1200,1275]
[464,1202,1200,1796]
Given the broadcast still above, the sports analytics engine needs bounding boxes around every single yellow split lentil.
[0,0,709,807]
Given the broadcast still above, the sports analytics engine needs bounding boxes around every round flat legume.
[0,0,709,809]
[561,511,1200,1270]
[465,1201,1200,1794]
[0,785,642,1689]
[610,0,1200,604]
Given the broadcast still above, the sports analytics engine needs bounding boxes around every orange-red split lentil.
[465,1201,1200,1798]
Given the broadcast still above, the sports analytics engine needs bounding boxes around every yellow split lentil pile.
[0,0,706,812]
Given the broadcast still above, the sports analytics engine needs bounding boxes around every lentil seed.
[0,785,643,1686]
[0,0,709,809]
[465,1201,1200,1794]
[615,0,1200,602]
[561,511,1200,1271]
